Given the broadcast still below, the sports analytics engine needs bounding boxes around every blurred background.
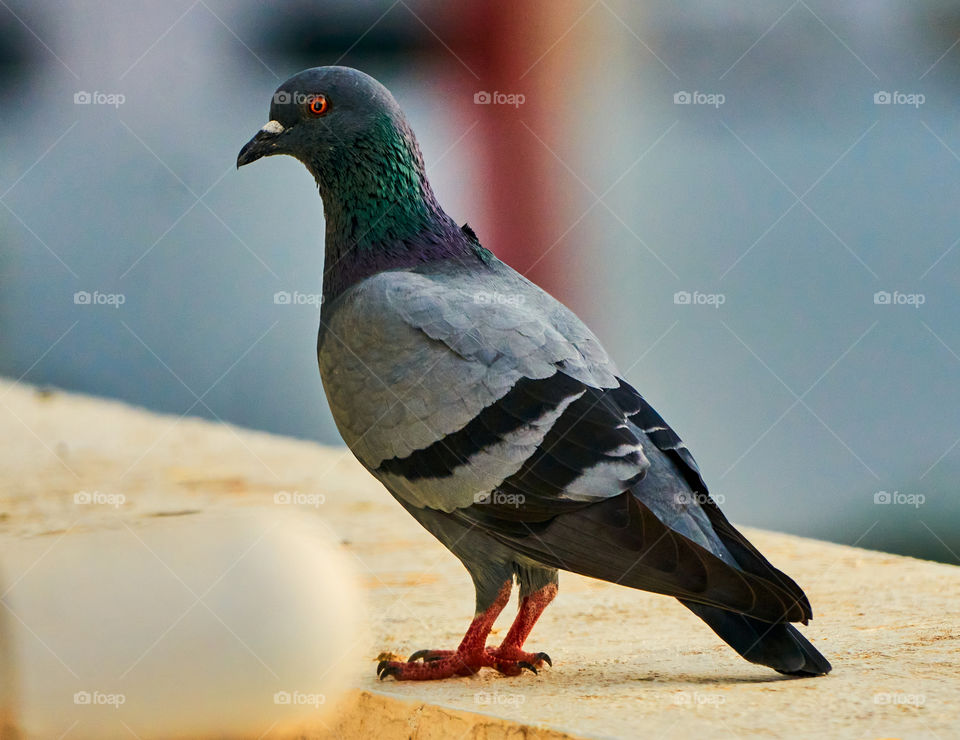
[1,0,957,563]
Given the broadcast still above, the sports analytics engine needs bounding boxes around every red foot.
[487,645,552,673]
[377,646,551,680]
[377,649,533,680]
[376,582,558,682]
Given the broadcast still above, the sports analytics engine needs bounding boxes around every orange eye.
[308,95,329,116]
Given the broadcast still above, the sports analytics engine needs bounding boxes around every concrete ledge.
[319,690,579,739]
[1,380,958,738]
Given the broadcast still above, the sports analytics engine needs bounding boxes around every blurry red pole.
[453,0,584,301]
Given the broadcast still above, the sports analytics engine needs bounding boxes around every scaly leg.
[488,582,557,672]
[378,581,513,681]
[379,581,559,680]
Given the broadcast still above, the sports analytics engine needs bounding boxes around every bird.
[237,66,832,681]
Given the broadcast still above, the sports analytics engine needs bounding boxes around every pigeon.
[237,66,832,681]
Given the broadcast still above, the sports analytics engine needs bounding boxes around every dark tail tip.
[681,600,832,676]
[772,623,832,676]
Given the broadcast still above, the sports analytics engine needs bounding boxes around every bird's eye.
[308,95,329,116]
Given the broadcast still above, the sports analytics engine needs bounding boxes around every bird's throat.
[312,122,472,300]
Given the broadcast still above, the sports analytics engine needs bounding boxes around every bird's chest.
[316,297,466,469]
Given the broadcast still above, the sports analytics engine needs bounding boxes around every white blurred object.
[0,510,365,738]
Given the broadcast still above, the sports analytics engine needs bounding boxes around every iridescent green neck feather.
[307,113,473,299]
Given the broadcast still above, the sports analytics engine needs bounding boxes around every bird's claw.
[535,651,552,667]
[518,661,537,675]
[377,660,401,680]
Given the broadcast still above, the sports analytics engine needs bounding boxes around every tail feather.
[477,492,813,623]
[681,600,832,676]
[711,511,813,615]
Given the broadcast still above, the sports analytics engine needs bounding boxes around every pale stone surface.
[1,380,958,739]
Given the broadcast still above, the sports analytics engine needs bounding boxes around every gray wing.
[317,260,648,513]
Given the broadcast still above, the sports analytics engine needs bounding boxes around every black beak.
[237,125,285,168]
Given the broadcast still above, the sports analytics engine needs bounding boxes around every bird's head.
[237,66,468,297]
[237,66,429,200]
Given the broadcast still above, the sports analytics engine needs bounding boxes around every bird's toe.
[487,645,552,671]
[407,648,453,663]
[377,660,402,680]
